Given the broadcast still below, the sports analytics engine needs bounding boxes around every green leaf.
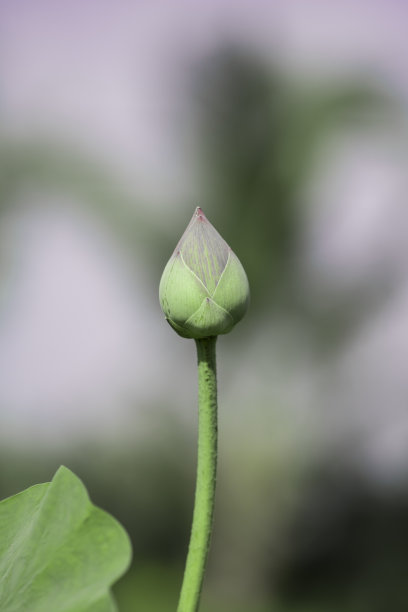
[0,466,132,612]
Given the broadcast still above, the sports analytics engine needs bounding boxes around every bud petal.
[159,208,249,339]
[180,214,229,294]
[185,298,234,338]
[213,251,250,323]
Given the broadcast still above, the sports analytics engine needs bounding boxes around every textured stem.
[177,336,218,612]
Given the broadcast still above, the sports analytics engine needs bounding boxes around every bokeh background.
[1,1,408,611]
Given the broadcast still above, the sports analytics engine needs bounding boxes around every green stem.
[177,336,218,612]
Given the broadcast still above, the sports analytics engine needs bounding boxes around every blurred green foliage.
[190,48,401,351]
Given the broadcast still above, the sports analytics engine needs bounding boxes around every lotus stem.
[177,336,218,612]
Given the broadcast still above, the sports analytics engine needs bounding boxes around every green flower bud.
[159,207,249,339]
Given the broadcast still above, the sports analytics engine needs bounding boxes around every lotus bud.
[159,207,249,339]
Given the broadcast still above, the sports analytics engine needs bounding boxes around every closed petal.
[159,252,208,326]
[213,251,250,323]
[184,297,234,339]
[179,209,229,294]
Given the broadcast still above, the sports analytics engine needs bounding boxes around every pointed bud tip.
[195,207,207,222]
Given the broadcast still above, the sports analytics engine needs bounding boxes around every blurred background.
[1,1,408,610]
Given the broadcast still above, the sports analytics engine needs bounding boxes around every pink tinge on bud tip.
[195,207,207,221]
